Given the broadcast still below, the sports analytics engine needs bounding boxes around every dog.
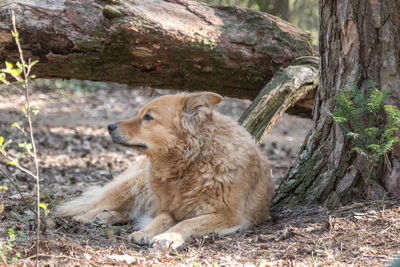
[56,92,274,250]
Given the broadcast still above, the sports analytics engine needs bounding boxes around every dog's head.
[107,92,222,156]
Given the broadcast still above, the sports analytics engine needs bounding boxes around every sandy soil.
[0,81,399,266]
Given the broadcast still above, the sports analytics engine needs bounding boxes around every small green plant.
[0,10,47,265]
[328,82,400,196]
[0,229,21,265]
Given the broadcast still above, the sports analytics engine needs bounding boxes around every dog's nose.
[108,123,118,132]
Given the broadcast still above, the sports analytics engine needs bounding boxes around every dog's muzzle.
[107,123,148,150]
[108,123,124,144]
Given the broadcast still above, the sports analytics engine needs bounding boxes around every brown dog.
[56,92,274,250]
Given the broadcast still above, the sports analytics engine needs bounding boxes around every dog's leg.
[151,213,240,250]
[128,212,176,245]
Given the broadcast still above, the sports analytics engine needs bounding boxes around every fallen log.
[239,56,319,142]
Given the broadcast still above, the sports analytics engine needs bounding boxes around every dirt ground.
[0,81,399,266]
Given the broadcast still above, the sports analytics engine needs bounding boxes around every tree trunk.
[271,0,289,21]
[0,0,315,100]
[274,0,400,209]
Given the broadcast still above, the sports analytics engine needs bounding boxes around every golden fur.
[56,92,274,250]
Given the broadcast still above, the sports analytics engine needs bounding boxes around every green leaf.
[382,137,400,153]
[11,30,19,38]
[39,202,49,216]
[346,132,359,139]
[5,61,13,70]
[0,136,4,147]
[0,185,8,190]
[18,142,32,153]
[365,127,379,137]
[10,67,22,79]
[367,89,384,112]
[17,231,27,237]
[352,147,367,157]
[15,152,25,158]
[0,79,10,85]
[11,122,25,133]
[383,127,398,138]
[367,144,381,153]
[333,116,347,123]
[7,229,15,241]
[31,105,39,115]
[7,161,17,166]
[30,60,39,68]
[1,139,12,150]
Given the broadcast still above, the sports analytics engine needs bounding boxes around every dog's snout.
[108,123,118,132]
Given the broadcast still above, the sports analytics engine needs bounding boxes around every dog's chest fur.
[148,161,240,221]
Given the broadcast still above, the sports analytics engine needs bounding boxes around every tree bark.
[239,56,318,142]
[0,0,315,99]
[274,0,400,209]
[271,0,289,21]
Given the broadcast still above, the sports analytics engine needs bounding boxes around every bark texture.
[239,56,318,142]
[274,0,400,208]
[0,0,315,99]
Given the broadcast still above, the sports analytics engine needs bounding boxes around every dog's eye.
[143,114,154,121]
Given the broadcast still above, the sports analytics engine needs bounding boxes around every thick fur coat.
[56,92,274,250]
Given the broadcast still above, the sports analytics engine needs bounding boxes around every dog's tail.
[55,186,103,222]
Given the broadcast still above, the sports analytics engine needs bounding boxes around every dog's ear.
[183,92,223,114]
[181,92,223,134]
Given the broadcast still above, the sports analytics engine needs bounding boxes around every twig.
[28,254,78,261]
[326,240,367,265]
[12,10,41,266]
[0,151,38,179]
[0,168,47,227]
[0,168,37,216]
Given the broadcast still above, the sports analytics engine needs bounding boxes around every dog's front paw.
[128,230,154,246]
[151,232,184,251]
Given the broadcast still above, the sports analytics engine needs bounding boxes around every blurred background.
[197,0,319,44]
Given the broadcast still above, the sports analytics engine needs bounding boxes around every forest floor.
[0,81,399,266]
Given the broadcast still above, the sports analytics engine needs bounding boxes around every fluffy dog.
[56,92,274,250]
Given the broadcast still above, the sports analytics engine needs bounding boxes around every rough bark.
[239,56,318,143]
[274,0,400,209]
[0,0,316,99]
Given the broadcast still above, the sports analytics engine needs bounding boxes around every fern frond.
[330,83,399,171]
[346,132,359,139]
[335,89,356,114]
[385,105,400,124]
[365,127,379,139]
[352,147,367,158]
[367,89,384,112]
